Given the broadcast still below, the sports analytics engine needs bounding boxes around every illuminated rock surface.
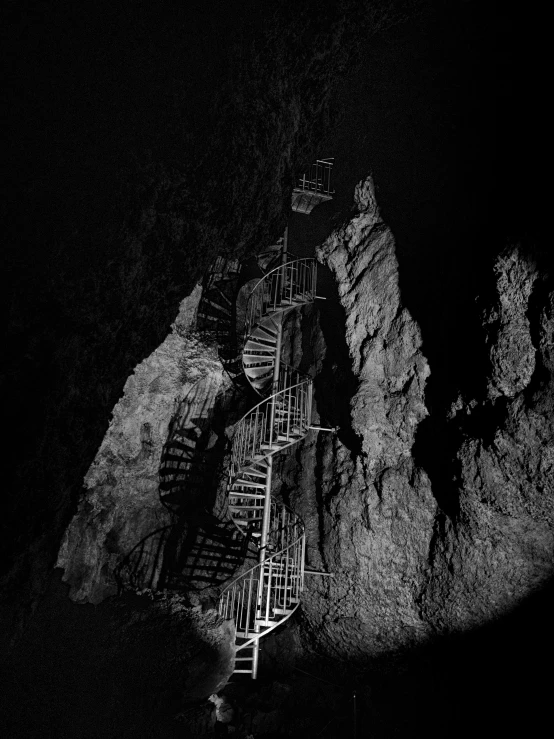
[2,2,549,737]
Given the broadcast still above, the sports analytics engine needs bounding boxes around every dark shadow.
[118,375,257,595]
[197,255,264,391]
[159,412,220,514]
[246,576,554,739]
[115,515,257,593]
[316,6,498,517]
[311,278,364,460]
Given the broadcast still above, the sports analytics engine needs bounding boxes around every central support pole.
[259,227,287,559]
[253,229,288,679]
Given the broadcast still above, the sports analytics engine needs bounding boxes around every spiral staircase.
[218,238,316,678]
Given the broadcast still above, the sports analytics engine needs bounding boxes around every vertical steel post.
[254,230,288,678]
[259,229,287,556]
[251,638,260,679]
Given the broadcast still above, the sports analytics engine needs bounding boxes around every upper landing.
[291,158,334,214]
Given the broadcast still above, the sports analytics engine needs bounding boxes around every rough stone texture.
[319,177,430,467]
[57,288,231,603]
[420,246,554,631]
[54,176,554,680]
[286,176,437,662]
[271,183,554,672]
[485,247,538,399]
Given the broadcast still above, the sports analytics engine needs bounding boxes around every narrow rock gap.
[313,288,364,461]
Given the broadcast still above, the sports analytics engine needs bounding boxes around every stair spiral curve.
[218,256,317,678]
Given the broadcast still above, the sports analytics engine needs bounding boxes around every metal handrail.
[228,374,312,483]
[295,158,334,197]
[218,506,305,639]
[244,257,317,342]
[220,241,317,678]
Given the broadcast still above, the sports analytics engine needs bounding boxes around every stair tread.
[242,467,268,478]
[251,324,278,339]
[244,338,277,351]
[229,492,266,500]
[244,365,273,376]
[243,360,274,369]
[232,517,263,523]
[233,478,266,487]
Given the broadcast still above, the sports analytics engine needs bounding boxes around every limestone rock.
[295,175,436,660]
[484,246,538,398]
[318,175,430,468]
[57,290,231,604]
[421,246,554,631]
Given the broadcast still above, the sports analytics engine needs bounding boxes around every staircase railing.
[296,158,334,197]
[218,244,316,679]
[291,158,334,214]
[228,370,312,482]
[244,257,317,341]
[219,501,305,641]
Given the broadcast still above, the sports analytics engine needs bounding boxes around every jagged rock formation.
[286,176,437,661]
[273,180,554,671]
[2,1,547,735]
[51,173,554,702]
[420,245,554,631]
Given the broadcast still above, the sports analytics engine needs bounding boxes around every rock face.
[55,176,554,678]
[420,245,554,631]
[57,288,232,604]
[290,176,436,661]
[275,178,554,668]
[486,248,538,399]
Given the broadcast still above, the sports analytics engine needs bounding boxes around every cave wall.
[420,246,554,631]
[291,176,436,661]
[273,177,554,671]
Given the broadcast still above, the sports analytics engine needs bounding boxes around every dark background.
[2,1,545,736]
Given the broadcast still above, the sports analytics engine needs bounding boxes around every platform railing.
[296,158,334,196]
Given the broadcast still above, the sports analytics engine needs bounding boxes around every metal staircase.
[218,233,315,678]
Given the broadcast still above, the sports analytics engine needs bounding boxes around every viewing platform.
[291,158,334,214]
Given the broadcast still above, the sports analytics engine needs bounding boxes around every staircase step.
[233,480,266,489]
[233,516,263,524]
[243,352,275,361]
[242,466,268,478]
[243,365,273,377]
[250,323,278,340]
[229,492,266,500]
[229,504,264,511]
[244,338,277,351]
